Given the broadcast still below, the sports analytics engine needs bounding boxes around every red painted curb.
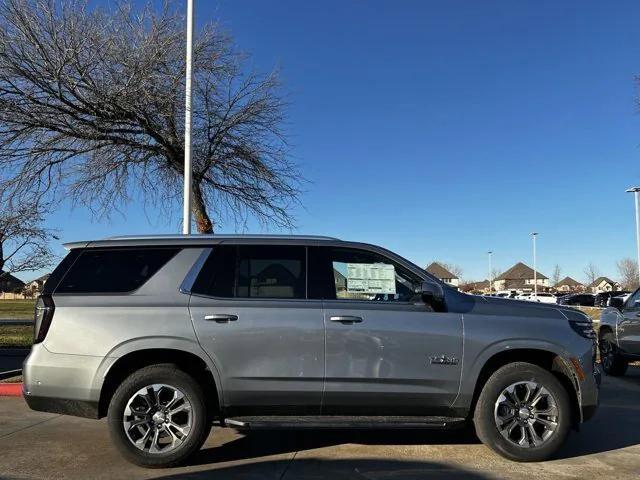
[0,383,22,397]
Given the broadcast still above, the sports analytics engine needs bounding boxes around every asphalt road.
[1,367,639,480]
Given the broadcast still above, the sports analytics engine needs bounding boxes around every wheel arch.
[467,348,582,428]
[97,347,221,419]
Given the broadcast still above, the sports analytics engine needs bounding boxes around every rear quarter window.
[54,247,180,294]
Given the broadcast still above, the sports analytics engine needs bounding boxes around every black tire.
[599,330,628,376]
[473,362,571,462]
[107,364,211,468]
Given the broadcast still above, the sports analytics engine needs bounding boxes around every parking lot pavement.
[1,367,640,480]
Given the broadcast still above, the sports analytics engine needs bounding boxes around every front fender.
[454,338,573,409]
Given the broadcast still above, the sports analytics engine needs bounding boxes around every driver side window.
[326,247,423,302]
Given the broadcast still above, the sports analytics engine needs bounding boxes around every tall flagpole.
[182,0,194,234]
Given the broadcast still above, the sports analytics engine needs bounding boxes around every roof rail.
[106,234,340,241]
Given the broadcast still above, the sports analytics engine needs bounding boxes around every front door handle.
[329,315,363,324]
[204,314,238,323]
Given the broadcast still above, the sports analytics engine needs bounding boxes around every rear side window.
[192,245,306,299]
[55,248,179,294]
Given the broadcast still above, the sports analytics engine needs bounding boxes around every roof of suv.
[64,234,341,250]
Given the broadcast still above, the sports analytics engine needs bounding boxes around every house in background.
[493,262,549,292]
[554,276,584,293]
[425,262,459,287]
[27,273,50,296]
[27,273,51,294]
[460,279,489,293]
[0,271,26,300]
[588,277,620,293]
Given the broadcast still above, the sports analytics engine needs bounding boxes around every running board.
[224,415,466,430]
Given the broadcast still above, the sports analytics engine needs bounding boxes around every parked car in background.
[516,292,531,301]
[599,288,640,376]
[23,234,600,466]
[529,293,557,304]
[594,291,629,308]
[557,293,595,307]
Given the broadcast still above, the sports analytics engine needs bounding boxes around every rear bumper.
[23,394,99,419]
[22,343,110,418]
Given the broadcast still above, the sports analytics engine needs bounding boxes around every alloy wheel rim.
[123,384,192,454]
[599,338,614,370]
[494,381,559,448]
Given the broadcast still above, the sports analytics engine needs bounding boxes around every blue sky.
[24,0,640,283]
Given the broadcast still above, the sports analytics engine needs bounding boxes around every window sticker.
[345,263,396,294]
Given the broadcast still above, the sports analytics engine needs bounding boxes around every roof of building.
[30,273,50,283]
[494,262,548,281]
[425,262,458,279]
[555,276,583,288]
[460,280,489,291]
[589,276,618,287]
[0,271,25,292]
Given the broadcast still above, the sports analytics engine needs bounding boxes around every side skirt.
[223,415,467,430]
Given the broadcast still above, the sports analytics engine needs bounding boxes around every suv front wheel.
[599,331,628,376]
[473,362,571,462]
[107,364,211,468]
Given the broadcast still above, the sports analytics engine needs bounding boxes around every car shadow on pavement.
[150,458,491,480]
[189,426,480,466]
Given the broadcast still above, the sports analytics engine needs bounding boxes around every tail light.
[33,294,55,344]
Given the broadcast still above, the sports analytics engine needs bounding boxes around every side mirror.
[609,297,624,311]
[421,280,444,302]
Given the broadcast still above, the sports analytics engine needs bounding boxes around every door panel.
[620,290,640,355]
[322,301,463,415]
[190,297,325,415]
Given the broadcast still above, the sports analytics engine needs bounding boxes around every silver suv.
[23,235,599,467]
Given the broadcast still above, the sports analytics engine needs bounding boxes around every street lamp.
[626,187,640,285]
[531,232,538,298]
[487,251,493,293]
[182,0,194,235]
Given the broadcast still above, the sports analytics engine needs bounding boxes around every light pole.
[626,187,640,285]
[531,232,538,298]
[487,251,493,293]
[182,0,194,235]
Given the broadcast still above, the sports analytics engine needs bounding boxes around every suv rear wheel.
[599,330,628,376]
[107,364,211,468]
[473,362,571,462]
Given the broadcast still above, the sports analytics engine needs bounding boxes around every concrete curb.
[0,383,22,396]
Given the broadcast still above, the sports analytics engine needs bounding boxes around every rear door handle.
[329,315,363,324]
[204,314,238,323]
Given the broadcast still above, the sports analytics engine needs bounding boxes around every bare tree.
[617,258,639,291]
[0,202,56,279]
[0,0,302,233]
[551,264,562,286]
[583,263,600,287]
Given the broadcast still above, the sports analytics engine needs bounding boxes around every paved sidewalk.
[1,368,639,480]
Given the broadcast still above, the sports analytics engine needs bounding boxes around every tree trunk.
[192,182,214,234]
